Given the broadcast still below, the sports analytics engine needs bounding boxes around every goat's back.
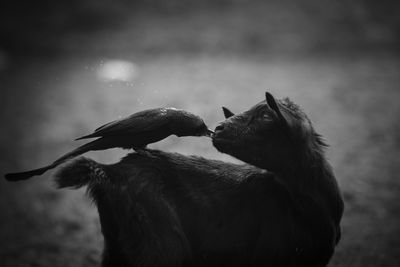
[56,150,339,267]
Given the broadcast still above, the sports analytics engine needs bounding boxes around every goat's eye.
[263,114,273,121]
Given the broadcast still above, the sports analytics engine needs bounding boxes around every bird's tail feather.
[4,165,55,181]
[51,140,101,166]
[54,157,106,189]
[4,139,104,182]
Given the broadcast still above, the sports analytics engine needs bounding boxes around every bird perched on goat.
[5,107,213,181]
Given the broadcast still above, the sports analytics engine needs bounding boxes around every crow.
[5,107,213,181]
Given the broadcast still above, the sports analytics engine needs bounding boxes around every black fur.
[55,157,107,189]
[55,93,344,267]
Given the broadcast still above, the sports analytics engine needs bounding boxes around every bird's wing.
[76,108,170,140]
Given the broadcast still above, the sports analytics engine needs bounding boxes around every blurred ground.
[0,1,400,266]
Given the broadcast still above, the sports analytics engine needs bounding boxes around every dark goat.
[55,92,344,267]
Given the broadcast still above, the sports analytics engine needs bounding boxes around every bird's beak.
[205,129,214,137]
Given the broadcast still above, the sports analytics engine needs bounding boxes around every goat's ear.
[222,106,235,119]
[265,92,286,123]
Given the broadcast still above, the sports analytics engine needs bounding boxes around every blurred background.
[0,0,399,266]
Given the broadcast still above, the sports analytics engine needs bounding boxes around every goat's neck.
[262,142,333,198]
[271,146,343,223]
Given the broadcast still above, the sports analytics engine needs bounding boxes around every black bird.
[5,108,213,181]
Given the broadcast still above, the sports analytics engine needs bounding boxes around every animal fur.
[55,93,344,267]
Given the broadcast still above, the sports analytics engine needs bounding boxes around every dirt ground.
[1,2,400,266]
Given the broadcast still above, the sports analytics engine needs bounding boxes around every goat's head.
[213,92,325,172]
